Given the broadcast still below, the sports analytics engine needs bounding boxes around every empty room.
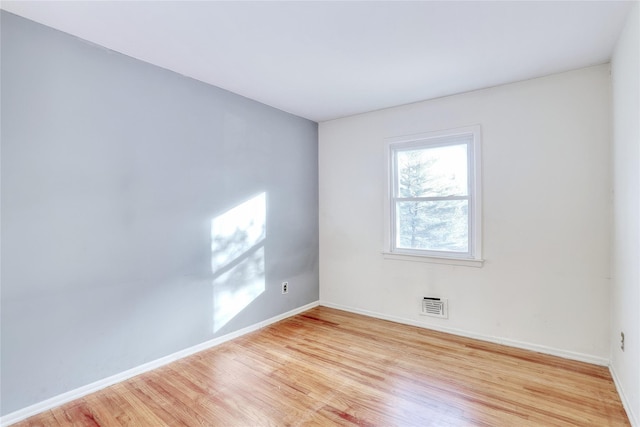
[1,1,639,426]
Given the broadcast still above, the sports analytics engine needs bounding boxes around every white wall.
[319,65,611,363]
[611,3,640,425]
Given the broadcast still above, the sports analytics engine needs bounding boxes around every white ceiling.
[1,1,635,122]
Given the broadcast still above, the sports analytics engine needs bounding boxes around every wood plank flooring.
[13,306,630,426]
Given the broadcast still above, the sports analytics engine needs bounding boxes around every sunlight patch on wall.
[211,192,266,333]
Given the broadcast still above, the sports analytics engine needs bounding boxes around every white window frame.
[383,125,483,267]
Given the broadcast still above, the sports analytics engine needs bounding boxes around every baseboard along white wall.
[5,300,630,426]
[319,301,609,366]
[321,301,640,424]
[610,364,639,427]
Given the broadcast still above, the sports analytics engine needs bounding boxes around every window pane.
[397,144,468,198]
[396,200,468,252]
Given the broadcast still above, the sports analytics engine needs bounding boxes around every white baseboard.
[610,364,639,427]
[0,301,320,427]
[319,301,609,366]
[4,300,620,426]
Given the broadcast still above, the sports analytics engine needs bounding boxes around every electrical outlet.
[281,281,288,294]
[621,332,625,351]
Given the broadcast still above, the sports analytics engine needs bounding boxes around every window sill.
[382,252,484,268]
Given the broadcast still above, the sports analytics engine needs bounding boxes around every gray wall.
[1,11,319,415]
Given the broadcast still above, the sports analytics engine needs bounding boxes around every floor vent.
[421,297,448,319]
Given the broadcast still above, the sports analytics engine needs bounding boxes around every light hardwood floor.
[13,306,630,426]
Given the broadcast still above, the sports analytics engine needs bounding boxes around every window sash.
[392,198,472,256]
[385,126,481,262]
[393,195,469,202]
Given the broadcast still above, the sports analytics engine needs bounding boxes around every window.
[384,126,482,265]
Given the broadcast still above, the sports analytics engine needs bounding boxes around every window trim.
[383,125,483,265]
